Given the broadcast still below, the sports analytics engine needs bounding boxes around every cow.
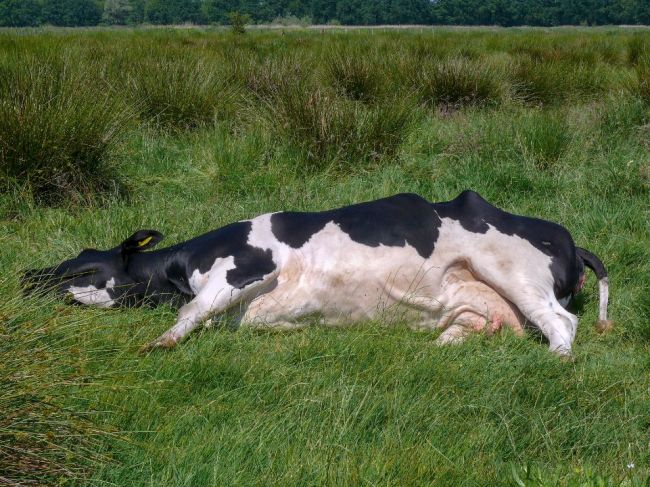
[22,190,611,356]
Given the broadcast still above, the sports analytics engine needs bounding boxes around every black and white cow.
[23,190,611,355]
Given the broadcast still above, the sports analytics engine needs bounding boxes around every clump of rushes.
[510,58,608,106]
[627,35,648,66]
[256,70,414,170]
[599,95,648,139]
[0,52,131,204]
[125,56,237,131]
[510,58,567,106]
[416,57,505,109]
[324,49,385,103]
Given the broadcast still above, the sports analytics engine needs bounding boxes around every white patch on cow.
[188,255,237,296]
[68,277,116,308]
[598,276,609,321]
[247,213,275,247]
[247,212,289,265]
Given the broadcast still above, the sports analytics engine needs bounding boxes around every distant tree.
[310,0,336,24]
[202,0,232,24]
[144,0,171,23]
[382,0,432,24]
[145,0,201,24]
[8,0,647,27]
[42,0,101,26]
[102,0,132,24]
[127,0,145,23]
[0,0,41,26]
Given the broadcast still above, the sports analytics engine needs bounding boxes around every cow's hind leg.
[487,285,578,355]
[141,257,278,352]
[435,324,471,345]
[519,298,578,355]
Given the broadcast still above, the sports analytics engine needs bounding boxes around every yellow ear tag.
[138,236,153,247]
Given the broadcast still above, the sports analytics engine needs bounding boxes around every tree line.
[1,0,649,27]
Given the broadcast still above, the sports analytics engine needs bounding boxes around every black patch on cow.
[271,193,442,259]
[172,221,276,290]
[227,248,276,289]
[434,190,579,299]
[270,212,330,249]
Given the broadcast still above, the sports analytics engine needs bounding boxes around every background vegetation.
[1,28,649,485]
[1,0,650,27]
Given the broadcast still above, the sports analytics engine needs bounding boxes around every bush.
[0,52,131,204]
[227,11,250,34]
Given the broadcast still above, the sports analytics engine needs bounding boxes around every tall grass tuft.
[511,58,608,106]
[510,59,568,106]
[627,35,649,66]
[257,78,414,170]
[0,52,131,204]
[415,57,505,109]
[324,50,384,103]
[636,65,650,104]
[124,55,238,131]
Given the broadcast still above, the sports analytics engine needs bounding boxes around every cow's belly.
[241,247,526,334]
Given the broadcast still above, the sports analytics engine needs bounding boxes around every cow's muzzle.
[21,267,64,297]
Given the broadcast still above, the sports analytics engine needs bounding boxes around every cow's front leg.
[140,272,261,353]
[140,293,222,352]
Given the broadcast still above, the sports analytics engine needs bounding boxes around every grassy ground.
[1,28,649,486]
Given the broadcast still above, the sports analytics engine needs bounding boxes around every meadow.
[1,27,649,486]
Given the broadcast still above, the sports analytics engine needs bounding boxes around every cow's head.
[22,230,163,307]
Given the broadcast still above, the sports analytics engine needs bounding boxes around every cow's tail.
[576,247,612,333]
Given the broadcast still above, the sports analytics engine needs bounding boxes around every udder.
[437,263,526,336]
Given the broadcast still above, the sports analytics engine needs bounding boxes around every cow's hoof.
[139,334,177,354]
[596,319,613,333]
[551,347,573,361]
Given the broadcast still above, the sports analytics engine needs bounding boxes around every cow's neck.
[127,248,178,284]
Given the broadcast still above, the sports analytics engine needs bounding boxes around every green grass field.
[1,27,649,486]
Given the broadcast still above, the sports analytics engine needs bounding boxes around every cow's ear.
[120,230,164,254]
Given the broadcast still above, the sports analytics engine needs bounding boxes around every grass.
[0,27,649,486]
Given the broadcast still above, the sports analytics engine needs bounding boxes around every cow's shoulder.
[270,193,441,258]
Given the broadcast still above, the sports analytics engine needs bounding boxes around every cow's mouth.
[21,268,94,297]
